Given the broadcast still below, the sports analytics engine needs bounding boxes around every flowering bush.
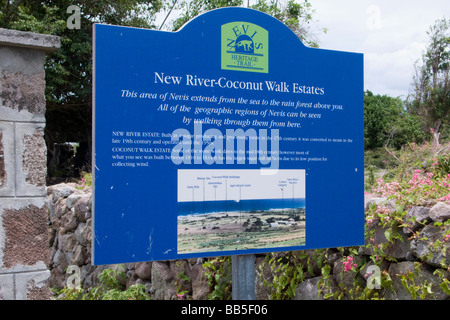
[372,170,450,205]
[371,139,450,205]
[372,178,402,198]
[342,256,357,272]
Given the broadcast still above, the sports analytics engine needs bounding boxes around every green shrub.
[53,265,151,300]
[203,256,232,300]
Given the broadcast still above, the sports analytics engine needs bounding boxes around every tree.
[170,0,243,31]
[0,0,163,177]
[364,90,424,150]
[407,17,450,146]
[169,0,325,47]
[250,0,325,48]
[1,0,163,107]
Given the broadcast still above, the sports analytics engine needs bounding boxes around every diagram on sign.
[177,169,306,254]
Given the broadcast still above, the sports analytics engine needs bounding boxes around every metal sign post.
[232,254,256,300]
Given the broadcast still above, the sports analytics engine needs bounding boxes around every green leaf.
[321,265,331,278]
[307,264,314,276]
[440,279,450,295]
[384,229,392,242]
[426,284,433,295]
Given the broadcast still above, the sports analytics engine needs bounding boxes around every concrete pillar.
[0,28,59,299]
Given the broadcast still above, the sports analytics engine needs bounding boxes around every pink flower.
[432,157,438,166]
[343,256,357,272]
[437,194,450,202]
[344,264,352,271]
[445,235,450,242]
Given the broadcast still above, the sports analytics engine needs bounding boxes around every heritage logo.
[221,22,268,73]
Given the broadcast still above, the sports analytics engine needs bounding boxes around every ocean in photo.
[178,198,306,216]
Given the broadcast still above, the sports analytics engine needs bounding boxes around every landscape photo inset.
[177,169,306,254]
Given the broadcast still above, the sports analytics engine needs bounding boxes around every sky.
[156,0,449,99]
[306,0,449,99]
[177,169,306,202]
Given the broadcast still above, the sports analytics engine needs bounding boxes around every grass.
[177,209,306,254]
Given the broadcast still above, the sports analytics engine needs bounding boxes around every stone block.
[0,47,47,122]
[384,261,450,300]
[0,273,14,300]
[429,202,450,223]
[14,270,51,300]
[0,28,60,52]
[0,198,49,271]
[293,275,338,300]
[0,121,14,196]
[402,206,431,234]
[0,27,59,300]
[151,261,175,300]
[15,122,46,196]
[411,224,450,268]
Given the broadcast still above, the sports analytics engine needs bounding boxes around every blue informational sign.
[93,7,364,265]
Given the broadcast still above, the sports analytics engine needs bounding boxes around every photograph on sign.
[92,7,364,265]
[177,169,306,254]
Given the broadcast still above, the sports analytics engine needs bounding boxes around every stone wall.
[47,183,212,300]
[47,183,450,300]
[293,197,450,300]
[0,28,59,300]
